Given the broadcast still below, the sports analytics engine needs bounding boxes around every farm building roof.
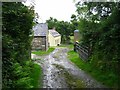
[49,29,61,37]
[33,23,48,36]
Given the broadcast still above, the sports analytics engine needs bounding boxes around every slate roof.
[33,23,48,36]
[49,29,61,37]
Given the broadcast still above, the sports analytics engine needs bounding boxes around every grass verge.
[32,47,55,56]
[59,44,74,49]
[67,50,119,88]
[30,63,42,88]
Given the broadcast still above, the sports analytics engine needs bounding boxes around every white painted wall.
[48,32,61,46]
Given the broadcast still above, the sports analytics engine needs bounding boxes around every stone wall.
[32,36,47,51]
[46,35,48,51]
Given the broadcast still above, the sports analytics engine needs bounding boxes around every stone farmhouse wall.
[32,36,47,51]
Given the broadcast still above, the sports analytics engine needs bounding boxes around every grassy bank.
[30,63,42,88]
[32,47,55,56]
[59,44,74,49]
[67,50,119,88]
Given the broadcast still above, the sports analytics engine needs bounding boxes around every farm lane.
[31,47,106,88]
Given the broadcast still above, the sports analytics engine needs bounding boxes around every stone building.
[32,23,48,51]
[74,30,80,43]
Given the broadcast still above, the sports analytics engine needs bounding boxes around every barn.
[32,23,48,51]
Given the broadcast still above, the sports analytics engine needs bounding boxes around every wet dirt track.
[31,47,106,88]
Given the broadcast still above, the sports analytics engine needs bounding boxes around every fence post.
[74,42,76,52]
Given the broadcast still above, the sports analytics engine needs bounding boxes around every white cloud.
[34,0,78,23]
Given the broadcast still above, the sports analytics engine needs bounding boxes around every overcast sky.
[24,0,79,23]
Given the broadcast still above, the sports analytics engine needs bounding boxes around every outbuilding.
[48,29,61,46]
[32,23,48,51]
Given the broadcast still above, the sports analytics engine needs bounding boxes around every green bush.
[2,2,35,88]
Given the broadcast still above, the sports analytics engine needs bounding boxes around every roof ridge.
[49,29,61,37]
[33,23,48,36]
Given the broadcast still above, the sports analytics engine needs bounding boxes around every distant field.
[70,36,74,43]
[59,44,74,49]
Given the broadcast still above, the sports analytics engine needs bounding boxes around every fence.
[74,42,90,61]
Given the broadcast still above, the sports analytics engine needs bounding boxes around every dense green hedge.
[76,2,120,85]
[2,2,35,88]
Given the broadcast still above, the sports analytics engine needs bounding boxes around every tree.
[76,1,120,72]
[70,14,79,35]
[46,17,73,43]
[74,2,120,87]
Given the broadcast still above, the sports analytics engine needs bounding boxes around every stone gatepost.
[74,30,80,43]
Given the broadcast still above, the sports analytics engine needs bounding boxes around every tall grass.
[30,63,42,88]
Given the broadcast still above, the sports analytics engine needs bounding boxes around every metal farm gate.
[74,42,90,61]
